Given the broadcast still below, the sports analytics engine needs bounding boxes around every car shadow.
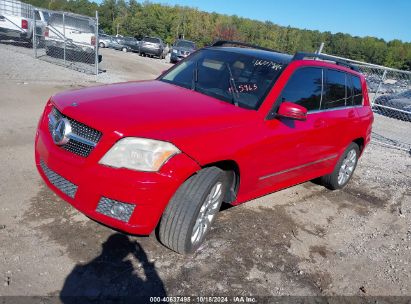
[60,233,166,301]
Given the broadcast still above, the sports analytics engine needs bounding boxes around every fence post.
[63,12,66,67]
[33,9,37,58]
[372,70,387,105]
[316,42,325,54]
[95,10,99,76]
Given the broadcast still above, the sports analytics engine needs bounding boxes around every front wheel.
[321,142,359,190]
[159,167,226,254]
[122,47,127,52]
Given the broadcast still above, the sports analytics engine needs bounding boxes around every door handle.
[314,119,326,128]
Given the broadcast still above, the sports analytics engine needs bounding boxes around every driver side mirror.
[277,101,307,121]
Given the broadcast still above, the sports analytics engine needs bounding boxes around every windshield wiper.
[225,62,239,107]
[191,60,199,91]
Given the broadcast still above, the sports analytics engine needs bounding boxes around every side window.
[35,11,41,21]
[278,67,322,112]
[323,69,346,109]
[351,75,363,106]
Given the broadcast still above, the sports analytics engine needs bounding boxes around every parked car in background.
[35,41,373,254]
[139,36,164,58]
[115,36,139,52]
[0,0,45,46]
[107,36,123,51]
[374,90,411,121]
[33,9,49,46]
[98,34,112,48]
[170,39,196,63]
[45,12,101,64]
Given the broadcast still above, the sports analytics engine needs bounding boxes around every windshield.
[176,40,195,49]
[160,49,285,110]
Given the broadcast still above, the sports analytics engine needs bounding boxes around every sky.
[150,0,411,42]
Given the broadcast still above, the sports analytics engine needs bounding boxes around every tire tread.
[159,167,224,254]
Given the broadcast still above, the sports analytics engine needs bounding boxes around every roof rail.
[211,40,282,53]
[292,52,359,71]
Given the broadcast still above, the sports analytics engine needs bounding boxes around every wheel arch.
[353,137,365,154]
[202,160,240,204]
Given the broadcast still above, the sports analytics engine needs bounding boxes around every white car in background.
[0,0,46,46]
[45,12,101,64]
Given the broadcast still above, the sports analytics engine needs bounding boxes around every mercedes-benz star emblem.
[52,118,72,145]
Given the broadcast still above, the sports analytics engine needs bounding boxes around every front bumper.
[34,104,200,235]
[170,53,189,62]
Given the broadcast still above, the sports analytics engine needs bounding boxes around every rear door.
[320,69,360,156]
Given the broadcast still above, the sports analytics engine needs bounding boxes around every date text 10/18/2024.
[150,296,257,303]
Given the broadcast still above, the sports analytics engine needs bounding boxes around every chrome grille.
[96,197,135,222]
[48,107,102,157]
[40,160,78,198]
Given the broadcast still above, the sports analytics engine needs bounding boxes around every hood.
[51,80,252,144]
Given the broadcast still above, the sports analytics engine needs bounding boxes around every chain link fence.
[0,0,34,44]
[33,8,100,75]
[321,53,411,153]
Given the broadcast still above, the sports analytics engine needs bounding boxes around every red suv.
[35,41,373,254]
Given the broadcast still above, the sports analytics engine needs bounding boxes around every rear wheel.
[321,142,359,190]
[99,42,105,48]
[122,47,127,52]
[159,167,226,254]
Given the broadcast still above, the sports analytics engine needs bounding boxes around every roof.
[206,46,293,64]
[207,41,359,71]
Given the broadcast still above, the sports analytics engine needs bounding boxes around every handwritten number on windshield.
[229,84,258,93]
[253,60,283,70]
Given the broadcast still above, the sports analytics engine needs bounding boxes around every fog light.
[96,197,135,222]
[111,204,127,218]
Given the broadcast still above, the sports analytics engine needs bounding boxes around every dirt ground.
[0,43,410,300]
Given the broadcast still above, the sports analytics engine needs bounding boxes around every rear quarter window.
[351,75,363,106]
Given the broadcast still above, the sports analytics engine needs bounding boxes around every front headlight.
[172,49,178,54]
[99,137,180,172]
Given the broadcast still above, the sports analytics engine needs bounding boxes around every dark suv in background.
[170,39,196,63]
[116,36,140,52]
[139,36,164,58]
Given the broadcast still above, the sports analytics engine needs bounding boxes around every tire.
[159,167,227,254]
[99,42,105,48]
[321,142,360,190]
[122,47,127,52]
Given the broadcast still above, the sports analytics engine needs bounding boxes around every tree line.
[25,0,411,70]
